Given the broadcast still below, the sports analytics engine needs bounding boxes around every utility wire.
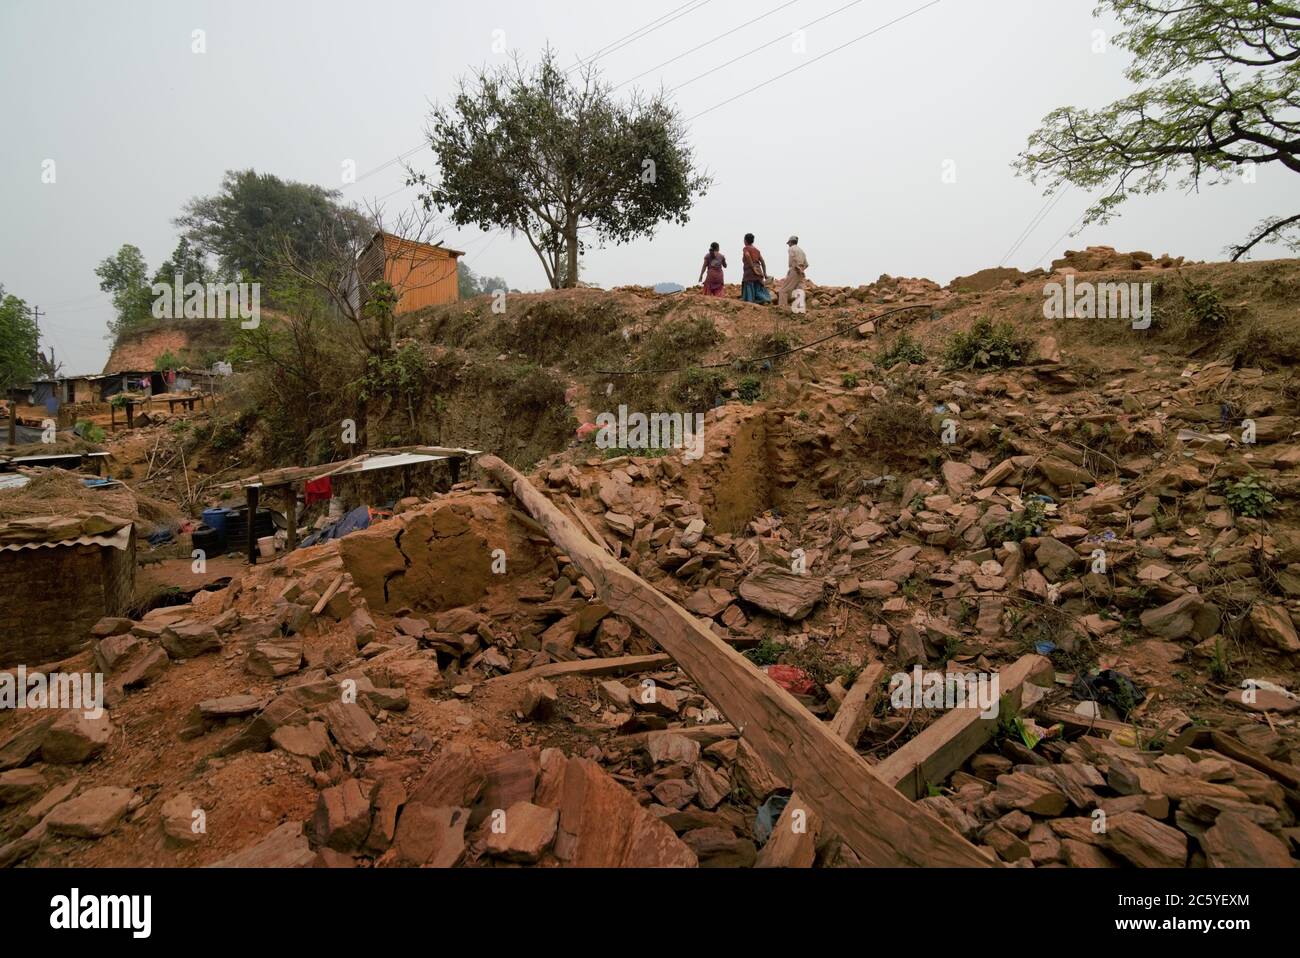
[669,0,869,94]
[613,0,801,90]
[684,0,942,121]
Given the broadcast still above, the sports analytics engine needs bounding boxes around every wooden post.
[401,465,412,498]
[478,455,992,868]
[874,653,1054,799]
[756,662,887,867]
[246,485,260,565]
[125,402,135,430]
[448,456,461,485]
[6,400,15,446]
[283,486,298,552]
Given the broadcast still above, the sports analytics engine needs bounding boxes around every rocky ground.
[2,246,1299,868]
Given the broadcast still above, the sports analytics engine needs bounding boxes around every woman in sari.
[699,242,727,296]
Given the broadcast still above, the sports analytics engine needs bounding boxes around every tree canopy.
[0,285,39,392]
[175,169,374,281]
[1015,0,1300,260]
[416,49,711,288]
[94,244,155,342]
[457,261,510,298]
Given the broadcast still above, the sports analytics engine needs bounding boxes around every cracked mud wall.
[338,494,548,613]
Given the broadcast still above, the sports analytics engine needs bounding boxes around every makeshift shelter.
[0,513,135,666]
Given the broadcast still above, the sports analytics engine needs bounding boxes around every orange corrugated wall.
[382,236,460,313]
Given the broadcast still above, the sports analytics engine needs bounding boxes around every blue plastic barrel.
[201,507,232,537]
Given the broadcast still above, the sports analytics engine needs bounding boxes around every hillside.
[4,247,1300,871]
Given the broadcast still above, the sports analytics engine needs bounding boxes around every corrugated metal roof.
[0,523,132,553]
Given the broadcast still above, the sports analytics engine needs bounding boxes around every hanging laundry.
[305,476,333,504]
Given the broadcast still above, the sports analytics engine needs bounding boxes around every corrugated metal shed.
[357,232,463,314]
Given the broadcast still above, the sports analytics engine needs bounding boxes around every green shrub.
[991,498,1048,543]
[841,372,859,388]
[737,376,762,403]
[1181,276,1229,331]
[942,318,1031,370]
[670,368,727,409]
[879,332,926,369]
[1220,475,1277,517]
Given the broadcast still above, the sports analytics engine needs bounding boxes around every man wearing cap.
[778,235,809,311]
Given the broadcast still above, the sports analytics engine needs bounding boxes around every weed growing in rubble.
[1208,637,1232,684]
[1180,275,1229,331]
[841,372,859,388]
[744,637,786,666]
[878,332,926,369]
[942,318,1031,370]
[670,368,727,409]
[991,498,1048,543]
[736,376,762,403]
[1219,475,1277,518]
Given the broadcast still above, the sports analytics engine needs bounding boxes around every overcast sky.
[2,0,1296,374]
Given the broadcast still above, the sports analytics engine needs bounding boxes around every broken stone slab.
[18,777,78,831]
[391,803,469,867]
[738,564,824,620]
[521,679,558,721]
[683,826,757,867]
[322,701,384,756]
[311,778,372,852]
[160,620,222,659]
[1249,603,1300,654]
[161,792,203,845]
[209,821,315,867]
[271,720,335,768]
[94,633,146,673]
[247,637,305,677]
[0,716,56,771]
[0,767,46,805]
[1105,811,1188,868]
[365,778,406,854]
[1139,593,1204,640]
[535,755,696,867]
[646,732,701,766]
[1200,810,1295,867]
[45,785,133,838]
[485,801,559,863]
[41,710,113,765]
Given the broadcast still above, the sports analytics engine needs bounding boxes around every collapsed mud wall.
[338,495,549,614]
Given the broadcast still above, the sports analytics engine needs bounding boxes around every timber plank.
[479,455,992,868]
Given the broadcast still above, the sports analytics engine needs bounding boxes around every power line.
[614,0,802,91]
[566,0,711,75]
[999,186,1072,267]
[684,0,943,121]
[668,0,869,94]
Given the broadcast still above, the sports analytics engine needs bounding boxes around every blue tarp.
[299,506,372,548]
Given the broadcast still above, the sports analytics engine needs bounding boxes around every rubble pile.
[2,256,1299,869]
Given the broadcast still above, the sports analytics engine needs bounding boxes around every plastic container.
[257,535,276,558]
[201,507,231,537]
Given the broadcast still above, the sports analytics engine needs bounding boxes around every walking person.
[740,233,771,304]
[778,235,809,310]
[699,242,727,297]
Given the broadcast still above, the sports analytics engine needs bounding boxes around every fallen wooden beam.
[757,662,887,868]
[876,654,1054,799]
[485,653,671,684]
[311,574,346,616]
[478,455,992,868]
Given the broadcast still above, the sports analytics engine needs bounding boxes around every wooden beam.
[311,574,346,616]
[485,652,671,684]
[757,662,887,868]
[246,485,260,565]
[478,454,992,868]
[283,487,298,552]
[875,654,1054,800]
